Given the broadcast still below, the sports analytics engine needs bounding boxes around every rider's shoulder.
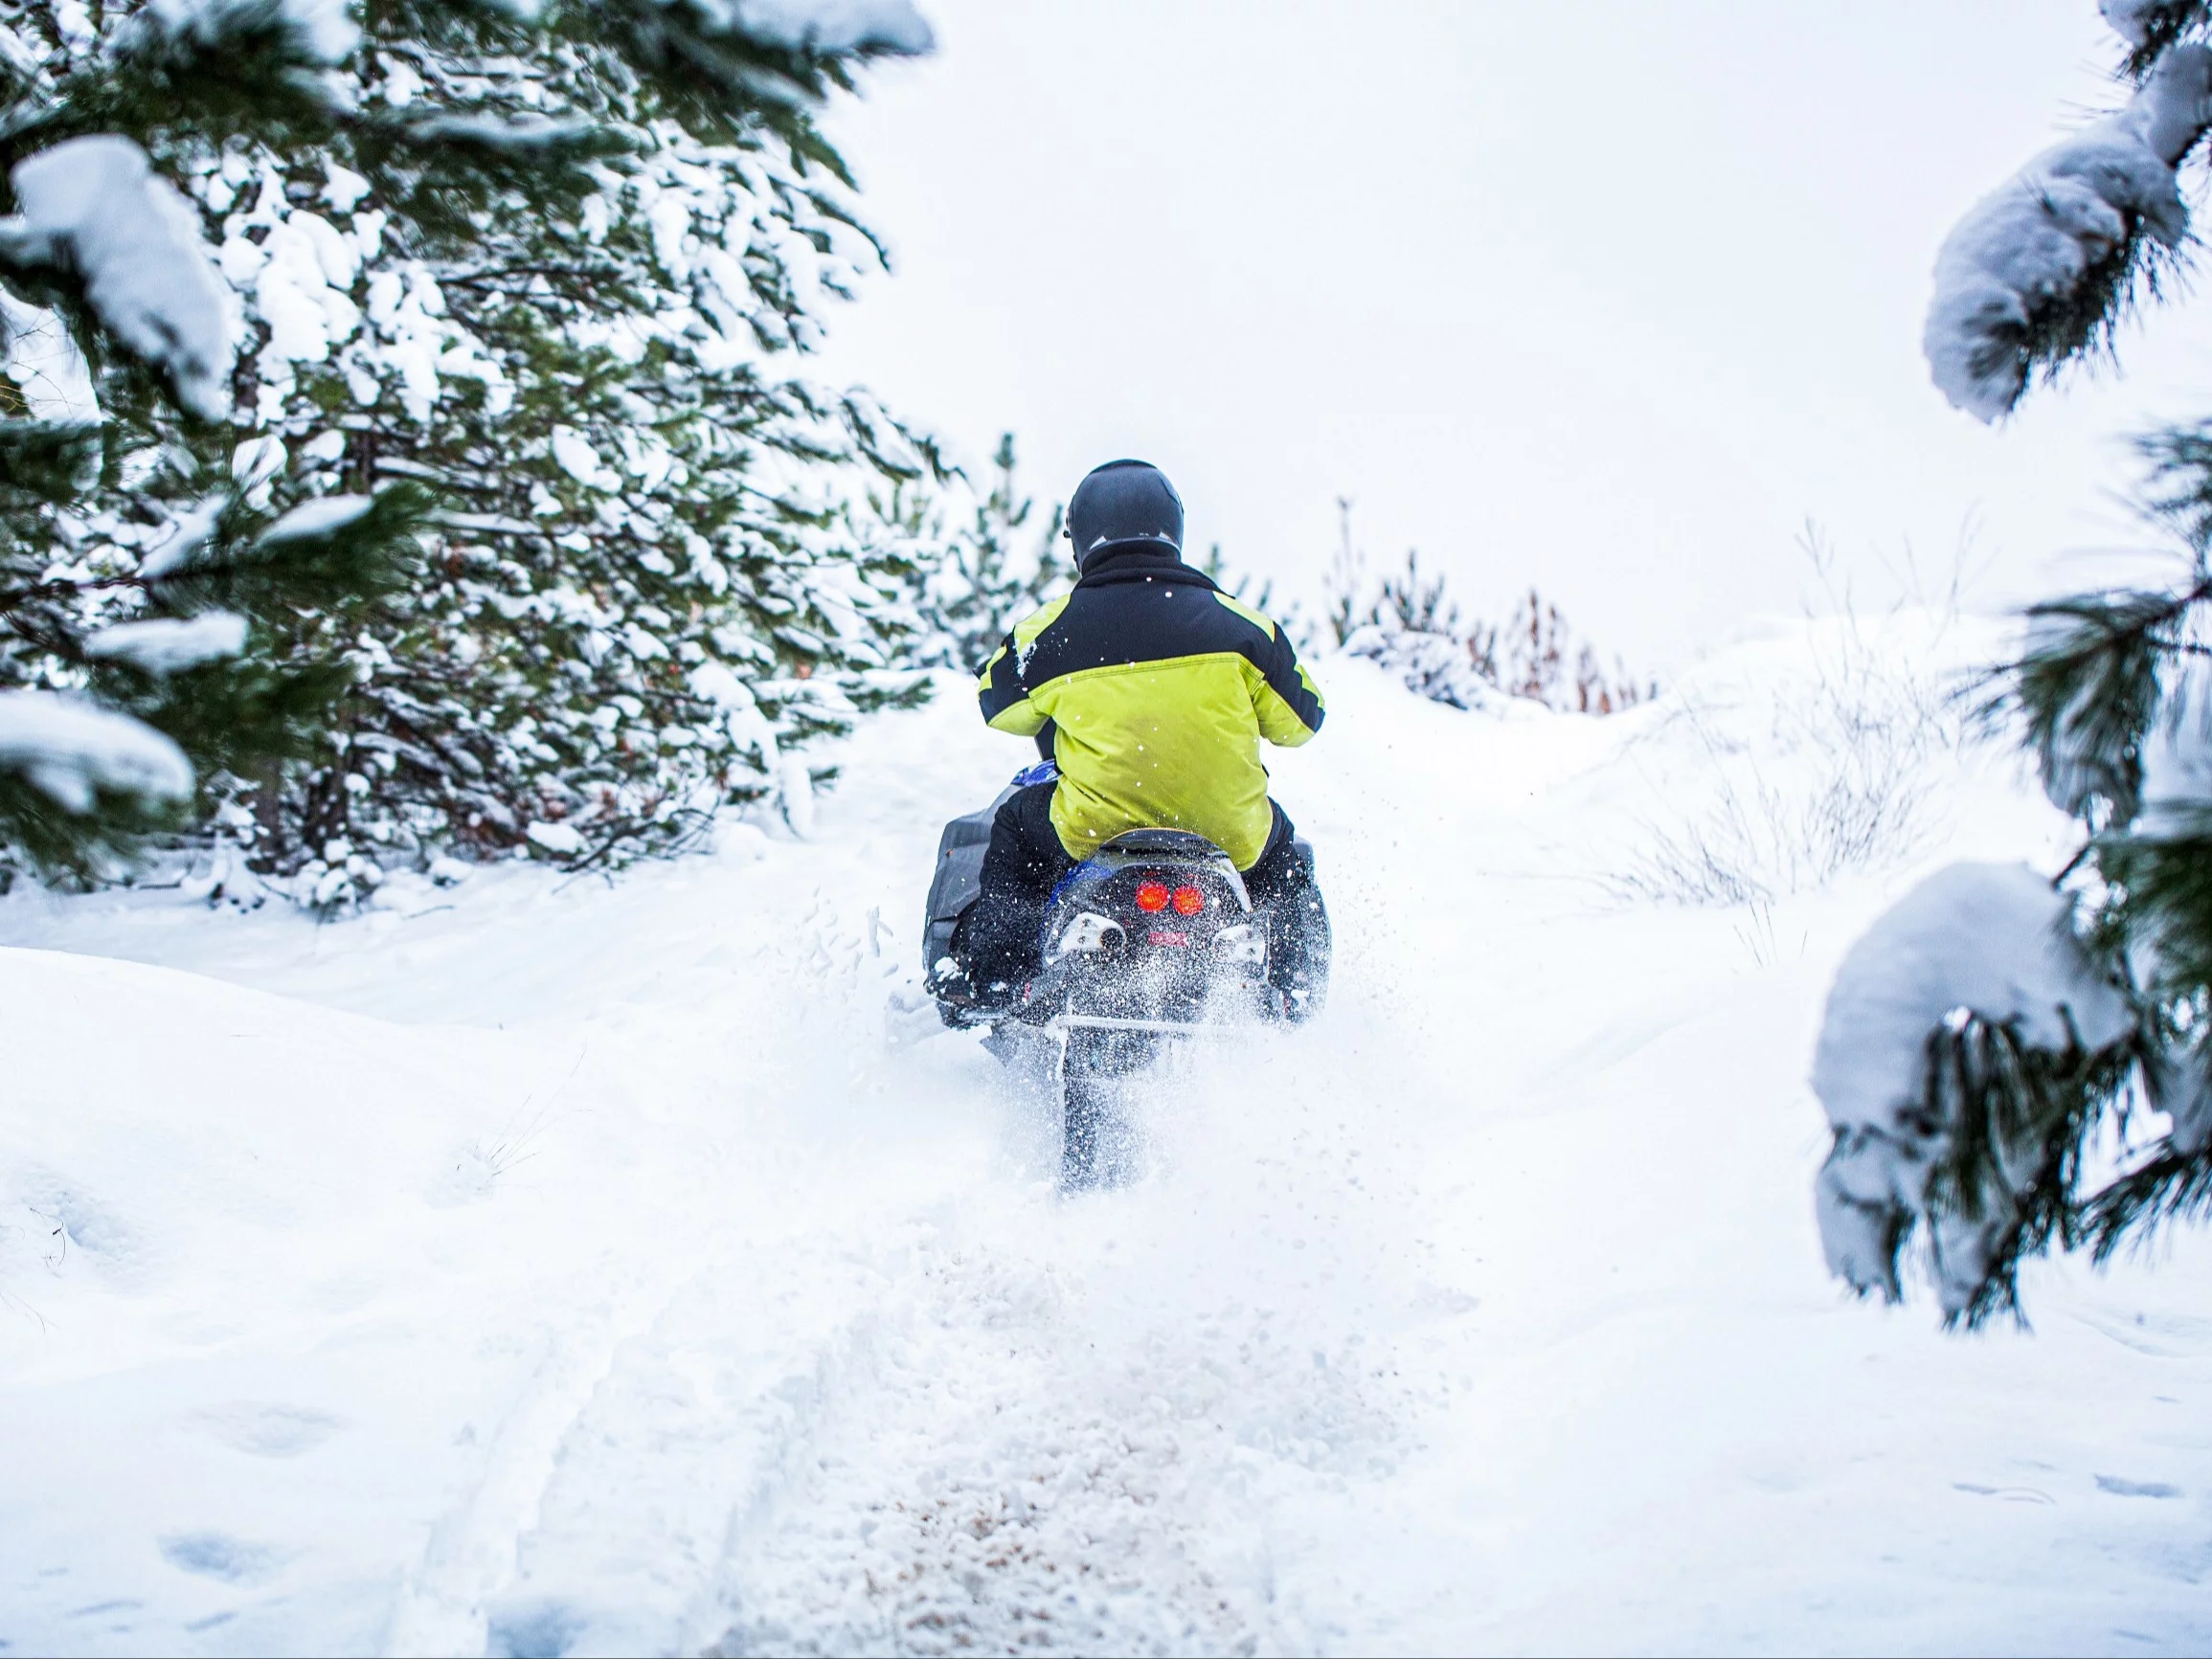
[1013,591,1072,646]
[1208,589,1278,640]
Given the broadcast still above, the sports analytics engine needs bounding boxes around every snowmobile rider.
[939,458,1326,1013]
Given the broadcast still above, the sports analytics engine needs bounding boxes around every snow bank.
[0,688,193,811]
[83,611,248,676]
[1812,863,2133,1308]
[0,137,237,420]
[1925,44,2212,421]
[525,818,585,855]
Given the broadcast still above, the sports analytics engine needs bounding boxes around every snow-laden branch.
[0,688,192,811]
[84,611,248,675]
[139,0,360,64]
[261,493,372,543]
[691,0,932,55]
[1812,863,2133,1313]
[0,136,237,420]
[486,0,932,55]
[1925,44,2212,422]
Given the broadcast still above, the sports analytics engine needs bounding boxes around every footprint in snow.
[158,1533,284,1585]
[2096,1474,2182,1499]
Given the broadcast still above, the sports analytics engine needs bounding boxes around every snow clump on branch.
[84,612,249,676]
[1811,863,2133,1312]
[711,0,933,54]
[0,689,193,811]
[141,0,361,63]
[1925,44,2212,422]
[2133,660,2212,837]
[0,136,237,419]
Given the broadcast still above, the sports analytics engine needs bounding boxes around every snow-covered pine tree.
[1813,0,2212,1325]
[214,15,946,894]
[1329,538,1652,716]
[0,0,937,902]
[0,0,440,886]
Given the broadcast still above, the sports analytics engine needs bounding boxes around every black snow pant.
[958,782,1316,998]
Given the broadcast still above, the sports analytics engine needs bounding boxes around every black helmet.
[1067,460,1183,567]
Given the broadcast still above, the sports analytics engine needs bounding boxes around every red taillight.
[1172,885,1206,916]
[1135,879,1170,912]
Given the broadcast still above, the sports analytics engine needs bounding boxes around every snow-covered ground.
[7,622,2212,1657]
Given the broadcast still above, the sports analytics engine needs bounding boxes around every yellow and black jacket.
[976,548,1325,869]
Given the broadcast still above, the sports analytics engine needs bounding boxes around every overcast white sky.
[813,0,2212,669]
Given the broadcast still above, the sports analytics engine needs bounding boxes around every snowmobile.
[923,765,1329,1188]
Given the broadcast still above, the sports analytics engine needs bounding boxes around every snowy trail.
[9,651,2212,1654]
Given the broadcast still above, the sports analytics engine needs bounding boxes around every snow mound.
[1925,44,2212,421]
[0,137,237,420]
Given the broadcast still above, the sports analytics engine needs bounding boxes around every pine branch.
[2087,1147,2212,1258]
[1992,586,2190,823]
[2114,2,2212,79]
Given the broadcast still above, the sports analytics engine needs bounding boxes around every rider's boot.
[1259,842,1330,1022]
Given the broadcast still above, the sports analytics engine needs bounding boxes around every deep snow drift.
[6,618,2212,1657]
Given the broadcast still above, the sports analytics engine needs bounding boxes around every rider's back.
[977,544,1324,869]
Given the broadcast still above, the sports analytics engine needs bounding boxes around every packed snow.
[0,687,193,811]
[0,136,237,421]
[6,622,2212,1655]
[1924,43,2212,421]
